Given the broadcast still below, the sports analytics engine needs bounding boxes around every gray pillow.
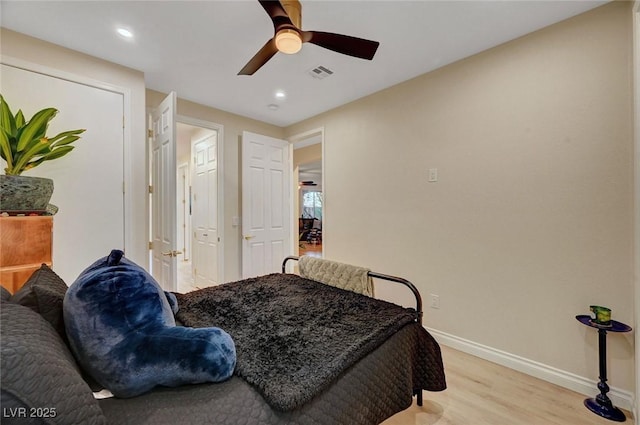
[10,264,68,340]
[0,302,106,425]
[9,265,104,392]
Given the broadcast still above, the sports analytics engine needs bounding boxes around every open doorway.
[175,119,224,293]
[291,129,324,259]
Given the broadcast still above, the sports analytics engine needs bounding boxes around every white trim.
[427,327,634,412]
[178,114,225,285]
[0,55,134,258]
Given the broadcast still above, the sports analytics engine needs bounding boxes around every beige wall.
[0,29,148,266]
[286,1,635,395]
[146,90,285,281]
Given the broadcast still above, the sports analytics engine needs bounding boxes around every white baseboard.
[426,327,635,413]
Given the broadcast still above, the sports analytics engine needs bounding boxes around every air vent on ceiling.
[308,65,334,80]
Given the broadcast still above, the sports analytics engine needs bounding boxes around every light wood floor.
[383,345,633,425]
[299,241,322,258]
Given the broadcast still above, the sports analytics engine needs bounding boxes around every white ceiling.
[1,0,607,127]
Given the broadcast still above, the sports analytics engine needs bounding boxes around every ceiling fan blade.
[302,31,379,60]
[238,38,279,75]
[259,0,294,31]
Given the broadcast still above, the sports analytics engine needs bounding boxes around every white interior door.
[150,91,177,291]
[0,64,124,284]
[242,131,291,278]
[192,132,220,286]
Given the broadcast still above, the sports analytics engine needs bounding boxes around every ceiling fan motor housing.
[280,0,302,28]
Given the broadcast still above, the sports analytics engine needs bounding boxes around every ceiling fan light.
[275,29,302,54]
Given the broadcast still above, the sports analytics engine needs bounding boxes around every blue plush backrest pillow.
[63,249,236,398]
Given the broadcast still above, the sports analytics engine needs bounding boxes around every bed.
[1,255,444,425]
[98,256,447,424]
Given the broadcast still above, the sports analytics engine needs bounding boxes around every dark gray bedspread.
[173,273,446,412]
[99,323,443,425]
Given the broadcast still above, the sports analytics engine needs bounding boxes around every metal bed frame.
[281,255,425,406]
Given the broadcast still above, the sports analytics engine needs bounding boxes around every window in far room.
[302,190,323,219]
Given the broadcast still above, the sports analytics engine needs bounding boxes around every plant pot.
[0,175,54,213]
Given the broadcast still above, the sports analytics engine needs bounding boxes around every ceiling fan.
[238,0,380,75]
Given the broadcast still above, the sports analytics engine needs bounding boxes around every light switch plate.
[428,168,438,182]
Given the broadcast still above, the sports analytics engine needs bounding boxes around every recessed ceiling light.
[116,27,134,39]
[274,90,286,100]
[267,104,279,111]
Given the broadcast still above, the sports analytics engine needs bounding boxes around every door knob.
[161,250,183,257]
[244,235,254,240]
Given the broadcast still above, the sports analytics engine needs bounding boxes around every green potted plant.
[0,95,85,213]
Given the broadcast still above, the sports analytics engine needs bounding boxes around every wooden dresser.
[0,216,53,294]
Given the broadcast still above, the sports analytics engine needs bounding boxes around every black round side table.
[576,315,632,422]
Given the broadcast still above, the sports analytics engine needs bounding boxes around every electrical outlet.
[429,294,440,309]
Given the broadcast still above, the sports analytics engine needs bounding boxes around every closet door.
[0,64,125,284]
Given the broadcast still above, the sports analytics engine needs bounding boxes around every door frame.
[287,127,325,270]
[178,114,225,285]
[177,162,190,262]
